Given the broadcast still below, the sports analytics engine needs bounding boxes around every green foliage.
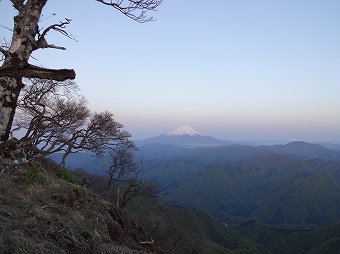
[56,169,79,184]
[25,164,41,184]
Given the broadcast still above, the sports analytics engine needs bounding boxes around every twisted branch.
[96,0,162,23]
[34,19,75,51]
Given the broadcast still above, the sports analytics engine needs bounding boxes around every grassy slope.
[0,160,159,254]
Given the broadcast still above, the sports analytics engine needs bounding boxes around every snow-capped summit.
[165,126,202,136]
[135,126,231,148]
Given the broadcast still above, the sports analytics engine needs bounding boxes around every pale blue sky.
[1,0,340,141]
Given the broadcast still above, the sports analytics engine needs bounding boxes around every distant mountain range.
[134,125,231,148]
[134,125,340,151]
[52,137,340,177]
[50,126,340,227]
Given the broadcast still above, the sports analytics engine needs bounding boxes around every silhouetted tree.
[106,146,157,209]
[120,179,157,209]
[106,146,137,189]
[0,0,162,142]
[9,78,132,166]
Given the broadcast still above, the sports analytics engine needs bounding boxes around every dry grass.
[0,160,160,254]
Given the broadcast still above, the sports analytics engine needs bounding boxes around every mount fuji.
[134,126,231,148]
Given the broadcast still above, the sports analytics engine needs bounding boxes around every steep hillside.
[73,169,269,254]
[127,198,269,254]
[0,160,160,254]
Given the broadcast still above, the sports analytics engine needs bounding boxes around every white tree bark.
[0,0,160,142]
[0,0,47,141]
[0,77,21,141]
[0,0,74,142]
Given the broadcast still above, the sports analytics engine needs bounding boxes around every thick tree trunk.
[0,77,22,141]
[0,0,74,142]
[0,1,47,142]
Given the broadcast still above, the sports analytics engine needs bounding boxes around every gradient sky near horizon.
[1,0,340,141]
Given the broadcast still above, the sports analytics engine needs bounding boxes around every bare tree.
[95,0,162,23]
[106,146,157,209]
[0,0,162,142]
[10,78,132,166]
[106,147,138,189]
[120,179,157,209]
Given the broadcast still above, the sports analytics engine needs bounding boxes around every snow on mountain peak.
[165,126,201,136]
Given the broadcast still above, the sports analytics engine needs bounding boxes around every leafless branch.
[0,64,75,81]
[96,0,162,23]
[0,47,7,56]
[140,239,154,245]
[0,25,13,32]
[11,78,132,166]
[33,18,76,51]
[29,54,39,62]
[39,18,74,40]
[105,146,157,209]
[120,180,157,209]
[39,13,57,23]
[106,147,137,188]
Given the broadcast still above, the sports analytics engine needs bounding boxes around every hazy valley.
[51,126,340,253]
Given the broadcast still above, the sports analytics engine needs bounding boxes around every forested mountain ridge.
[55,141,340,177]
[233,219,340,254]
[164,155,340,225]
[49,140,340,253]
[261,141,340,160]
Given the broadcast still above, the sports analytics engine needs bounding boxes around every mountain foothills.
[52,126,340,253]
